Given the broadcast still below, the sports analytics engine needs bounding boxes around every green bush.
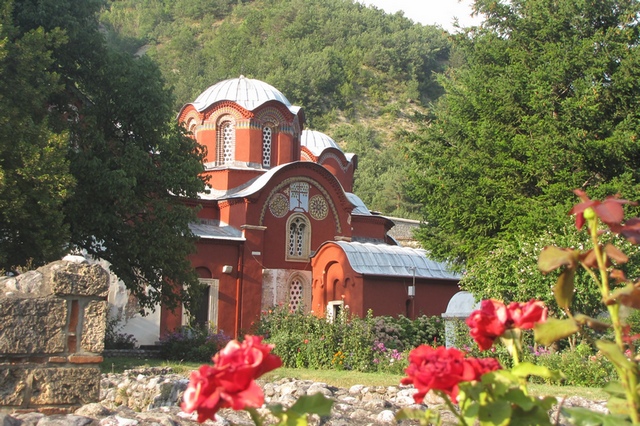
[256,306,443,373]
[158,324,230,362]
[527,342,616,387]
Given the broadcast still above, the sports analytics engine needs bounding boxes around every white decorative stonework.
[269,193,288,218]
[309,195,328,220]
[289,182,309,212]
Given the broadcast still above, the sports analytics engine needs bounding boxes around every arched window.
[216,120,235,166]
[289,277,304,312]
[286,214,311,261]
[288,274,311,313]
[262,125,273,168]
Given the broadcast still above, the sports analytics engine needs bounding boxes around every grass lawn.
[101,357,608,401]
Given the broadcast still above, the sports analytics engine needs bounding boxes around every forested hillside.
[99,0,451,218]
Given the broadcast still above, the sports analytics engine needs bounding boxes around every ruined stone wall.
[0,260,109,414]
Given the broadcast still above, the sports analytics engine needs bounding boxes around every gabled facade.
[127,76,459,341]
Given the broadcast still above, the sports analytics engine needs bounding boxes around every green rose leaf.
[603,380,626,398]
[510,405,554,426]
[481,370,514,397]
[574,314,611,331]
[538,246,578,273]
[562,407,632,426]
[504,388,535,411]
[553,268,575,311]
[534,318,579,346]
[511,362,564,381]
[395,408,439,425]
[462,401,480,426]
[288,393,333,416]
[478,400,512,426]
[596,340,636,372]
[606,283,640,309]
[607,395,630,416]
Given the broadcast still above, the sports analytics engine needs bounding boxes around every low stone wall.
[102,348,162,359]
[0,260,109,414]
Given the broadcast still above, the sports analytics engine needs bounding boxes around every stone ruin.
[0,260,109,414]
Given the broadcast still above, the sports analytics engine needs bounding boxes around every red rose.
[465,356,502,379]
[507,299,547,330]
[181,335,282,422]
[466,299,509,350]
[401,345,477,403]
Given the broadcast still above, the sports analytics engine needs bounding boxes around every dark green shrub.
[159,324,230,362]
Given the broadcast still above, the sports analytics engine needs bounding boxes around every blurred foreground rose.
[401,345,501,403]
[181,335,283,422]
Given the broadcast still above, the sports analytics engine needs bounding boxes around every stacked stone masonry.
[0,260,109,414]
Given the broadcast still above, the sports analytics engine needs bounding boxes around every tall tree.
[2,0,207,310]
[0,1,74,267]
[409,0,640,293]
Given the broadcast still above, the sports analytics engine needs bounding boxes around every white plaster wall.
[81,256,161,346]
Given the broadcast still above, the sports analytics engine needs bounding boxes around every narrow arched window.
[286,214,311,261]
[217,120,235,166]
[288,274,311,313]
[262,125,272,168]
[289,277,303,312]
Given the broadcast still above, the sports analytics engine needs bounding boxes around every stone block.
[0,299,66,353]
[30,368,100,405]
[0,368,27,406]
[1,270,47,296]
[44,261,109,298]
[81,301,107,353]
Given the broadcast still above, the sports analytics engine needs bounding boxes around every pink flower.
[181,335,282,422]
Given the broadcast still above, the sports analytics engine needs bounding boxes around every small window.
[216,120,235,166]
[262,126,272,168]
[182,279,219,331]
[286,214,311,261]
[289,277,304,312]
[326,300,344,323]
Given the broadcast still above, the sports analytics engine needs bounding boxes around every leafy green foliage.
[463,220,640,318]
[525,343,616,388]
[2,0,208,310]
[158,324,231,362]
[0,1,73,268]
[255,306,444,373]
[99,0,450,125]
[408,0,640,271]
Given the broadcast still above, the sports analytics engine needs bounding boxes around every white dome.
[301,130,342,156]
[191,75,299,113]
[444,291,479,316]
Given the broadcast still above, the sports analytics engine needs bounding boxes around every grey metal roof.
[333,241,459,280]
[191,76,300,114]
[189,220,244,241]
[301,130,342,156]
[346,193,371,215]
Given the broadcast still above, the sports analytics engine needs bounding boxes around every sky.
[358,0,483,32]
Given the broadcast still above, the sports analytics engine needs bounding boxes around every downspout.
[235,242,244,338]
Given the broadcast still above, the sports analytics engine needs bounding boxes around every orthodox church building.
[111,76,460,343]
